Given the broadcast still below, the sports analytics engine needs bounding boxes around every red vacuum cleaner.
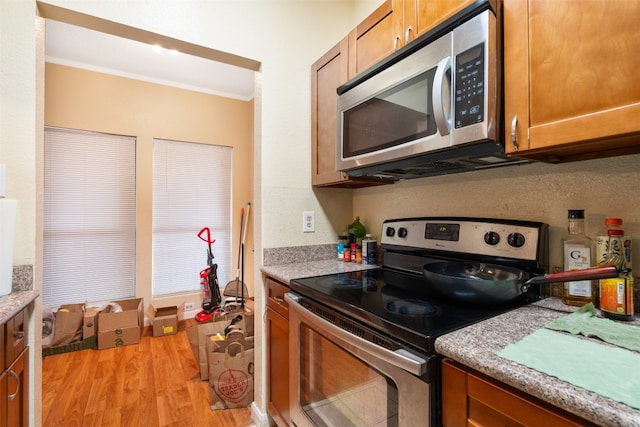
[195,226,223,323]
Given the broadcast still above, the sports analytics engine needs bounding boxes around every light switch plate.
[303,211,315,233]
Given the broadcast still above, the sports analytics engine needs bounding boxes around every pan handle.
[523,265,620,289]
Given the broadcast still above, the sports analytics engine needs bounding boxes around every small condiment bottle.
[343,244,351,262]
[337,234,348,261]
[599,227,634,320]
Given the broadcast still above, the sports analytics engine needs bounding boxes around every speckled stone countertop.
[261,259,378,285]
[0,289,39,324]
[0,265,37,324]
[436,298,640,427]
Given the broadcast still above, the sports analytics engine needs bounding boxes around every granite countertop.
[261,259,378,285]
[435,298,640,427]
[0,289,39,324]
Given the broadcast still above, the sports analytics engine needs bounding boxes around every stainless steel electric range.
[286,217,549,427]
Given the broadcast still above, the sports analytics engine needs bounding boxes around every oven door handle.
[286,293,428,376]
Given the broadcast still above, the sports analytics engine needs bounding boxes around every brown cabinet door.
[442,359,592,427]
[311,37,350,187]
[348,0,404,79]
[504,0,640,162]
[0,370,7,427]
[5,348,28,427]
[267,307,290,427]
[408,0,474,41]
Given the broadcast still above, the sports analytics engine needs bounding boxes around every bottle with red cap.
[597,218,634,320]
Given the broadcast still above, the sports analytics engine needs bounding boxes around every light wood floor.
[42,319,256,426]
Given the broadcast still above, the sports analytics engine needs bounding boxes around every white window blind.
[152,139,232,297]
[43,127,136,307]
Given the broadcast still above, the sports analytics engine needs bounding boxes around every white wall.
[1,0,37,266]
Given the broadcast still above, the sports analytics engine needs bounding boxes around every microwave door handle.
[432,56,452,136]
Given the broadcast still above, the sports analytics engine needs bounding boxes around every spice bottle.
[599,226,634,320]
[562,210,596,306]
[337,234,348,261]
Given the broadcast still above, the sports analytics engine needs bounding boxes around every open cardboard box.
[146,303,184,337]
[97,298,144,350]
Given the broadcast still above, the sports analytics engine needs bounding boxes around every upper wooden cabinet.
[348,0,474,79]
[311,37,351,187]
[504,0,640,163]
[311,38,391,187]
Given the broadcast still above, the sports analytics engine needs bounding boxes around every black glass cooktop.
[290,267,540,354]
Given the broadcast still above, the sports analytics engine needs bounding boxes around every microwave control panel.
[454,43,485,129]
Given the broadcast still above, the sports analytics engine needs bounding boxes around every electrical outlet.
[303,211,315,233]
[184,302,196,311]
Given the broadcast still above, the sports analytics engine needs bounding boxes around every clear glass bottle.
[599,228,635,320]
[562,210,596,306]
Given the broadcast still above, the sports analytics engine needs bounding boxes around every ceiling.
[45,20,256,101]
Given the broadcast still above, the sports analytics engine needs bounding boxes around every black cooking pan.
[423,262,620,304]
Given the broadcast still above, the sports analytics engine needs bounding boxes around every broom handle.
[241,203,250,308]
[241,203,250,247]
[235,208,244,274]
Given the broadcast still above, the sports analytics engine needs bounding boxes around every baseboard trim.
[251,401,270,427]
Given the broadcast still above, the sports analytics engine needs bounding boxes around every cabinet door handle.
[8,370,20,401]
[13,331,24,340]
[510,115,520,151]
[393,34,401,50]
[405,25,413,44]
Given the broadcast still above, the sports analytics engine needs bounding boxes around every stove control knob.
[386,227,395,237]
[484,231,500,245]
[508,232,526,248]
[398,227,408,238]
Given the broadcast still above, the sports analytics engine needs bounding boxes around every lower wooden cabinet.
[2,308,29,427]
[266,277,290,426]
[442,359,593,427]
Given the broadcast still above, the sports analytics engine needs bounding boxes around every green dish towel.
[497,328,640,410]
[545,303,640,352]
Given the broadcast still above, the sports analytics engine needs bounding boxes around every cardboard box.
[83,306,100,340]
[146,303,184,337]
[97,298,144,350]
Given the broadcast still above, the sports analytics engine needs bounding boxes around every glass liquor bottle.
[562,210,596,306]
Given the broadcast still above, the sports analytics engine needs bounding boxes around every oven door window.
[298,324,399,426]
[342,69,437,158]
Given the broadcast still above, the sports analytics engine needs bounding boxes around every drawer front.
[5,308,26,369]
[266,277,289,320]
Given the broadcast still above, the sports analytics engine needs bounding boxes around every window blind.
[43,127,136,307]
[152,139,232,297]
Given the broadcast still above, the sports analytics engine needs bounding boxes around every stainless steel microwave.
[336,4,528,180]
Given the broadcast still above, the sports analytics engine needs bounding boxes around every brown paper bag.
[50,303,84,346]
[186,311,254,380]
[208,335,255,409]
